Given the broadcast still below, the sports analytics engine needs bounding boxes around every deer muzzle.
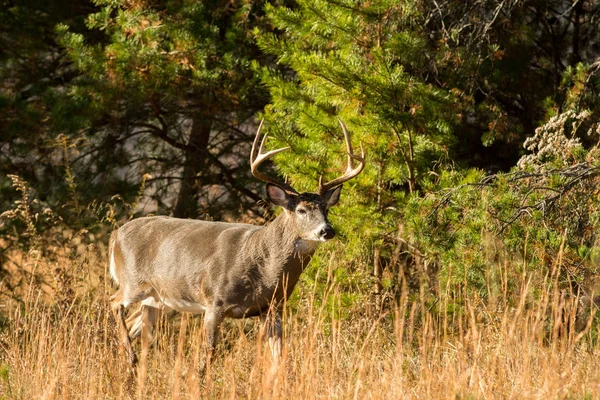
[319,224,336,241]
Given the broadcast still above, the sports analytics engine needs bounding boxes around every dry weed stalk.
[1,175,41,247]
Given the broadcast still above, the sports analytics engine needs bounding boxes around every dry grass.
[1,248,600,400]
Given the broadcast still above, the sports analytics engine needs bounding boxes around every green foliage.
[48,0,279,220]
[401,97,600,310]
[258,0,457,189]
[254,1,460,276]
[58,1,260,102]
[254,1,600,321]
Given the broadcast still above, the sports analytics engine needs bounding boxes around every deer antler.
[318,118,366,195]
[250,119,298,194]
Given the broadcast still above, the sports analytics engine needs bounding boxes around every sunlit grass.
[1,247,600,399]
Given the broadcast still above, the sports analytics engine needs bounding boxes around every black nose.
[320,225,336,240]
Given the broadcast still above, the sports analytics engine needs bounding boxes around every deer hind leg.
[137,304,157,398]
[112,303,138,371]
[125,306,143,339]
[140,305,157,356]
[126,296,161,340]
[110,286,156,372]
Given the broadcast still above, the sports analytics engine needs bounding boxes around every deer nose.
[320,225,336,240]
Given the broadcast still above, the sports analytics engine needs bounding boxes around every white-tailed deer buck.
[109,118,365,371]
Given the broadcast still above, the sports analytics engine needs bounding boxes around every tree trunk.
[173,115,213,218]
[406,129,416,194]
[373,246,383,312]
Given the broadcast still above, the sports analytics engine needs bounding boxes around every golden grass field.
[1,243,600,399]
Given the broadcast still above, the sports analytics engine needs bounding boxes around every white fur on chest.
[294,239,320,254]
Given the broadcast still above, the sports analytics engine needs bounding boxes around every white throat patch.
[294,239,320,254]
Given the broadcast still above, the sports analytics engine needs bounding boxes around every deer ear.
[323,185,342,208]
[266,184,293,208]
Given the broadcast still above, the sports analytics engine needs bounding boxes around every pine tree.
[257,0,456,233]
[260,0,457,189]
[253,0,460,301]
[56,0,276,219]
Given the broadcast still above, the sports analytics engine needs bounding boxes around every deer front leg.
[261,311,282,362]
[199,308,223,373]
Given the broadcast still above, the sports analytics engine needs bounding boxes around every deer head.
[250,118,366,243]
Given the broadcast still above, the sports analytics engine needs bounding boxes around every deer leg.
[113,304,138,372]
[199,309,223,373]
[127,300,159,341]
[137,305,155,397]
[140,305,156,362]
[261,311,282,362]
[125,306,143,339]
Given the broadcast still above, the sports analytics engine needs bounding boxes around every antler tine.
[250,118,264,161]
[339,117,354,166]
[250,119,298,194]
[318,118,366,195]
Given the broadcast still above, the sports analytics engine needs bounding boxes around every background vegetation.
[2,0,600,398]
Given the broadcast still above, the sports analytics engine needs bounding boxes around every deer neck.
[249,213,319,291]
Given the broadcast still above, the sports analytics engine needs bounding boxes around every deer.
[108,118,366,372]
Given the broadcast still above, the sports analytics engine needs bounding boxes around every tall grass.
[1,246,600,399]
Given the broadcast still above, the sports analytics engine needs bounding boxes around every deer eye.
[296,208,307,215]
